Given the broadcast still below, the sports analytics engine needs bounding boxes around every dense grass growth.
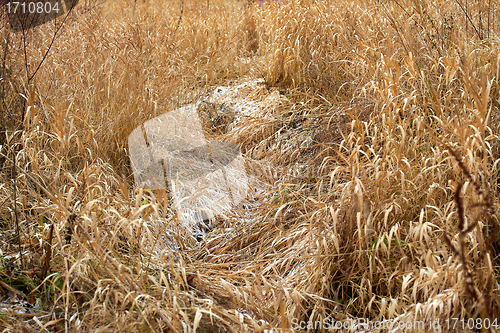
[0,0,499,331]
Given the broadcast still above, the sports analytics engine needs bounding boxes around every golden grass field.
[0,0,499,331]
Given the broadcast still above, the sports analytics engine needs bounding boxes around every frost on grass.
[128,103,248,230]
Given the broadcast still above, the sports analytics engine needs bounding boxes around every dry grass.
[0,0,499,331]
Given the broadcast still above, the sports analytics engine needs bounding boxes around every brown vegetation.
[0,0,499,331]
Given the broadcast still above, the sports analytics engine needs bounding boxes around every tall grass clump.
[0,0,499,331]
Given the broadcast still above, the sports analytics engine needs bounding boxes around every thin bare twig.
[173,0,184,39]
[11,142,23,268]
[454,0,482,40]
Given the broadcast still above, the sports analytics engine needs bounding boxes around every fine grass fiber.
[0,0,500,331]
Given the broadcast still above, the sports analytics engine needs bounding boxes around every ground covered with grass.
[0,0,499,331]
